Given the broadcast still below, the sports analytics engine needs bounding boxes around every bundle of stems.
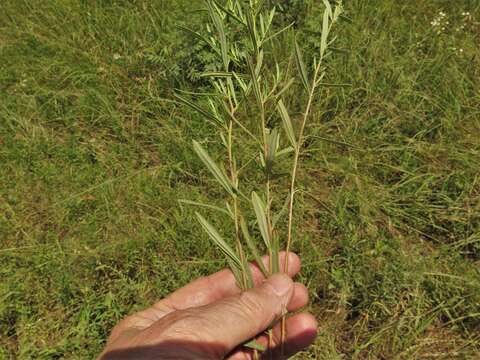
[176,0,343,355]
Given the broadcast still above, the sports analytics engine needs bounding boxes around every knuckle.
[235,292,270,331]
[160,309,228,358]
[162,309,213,341]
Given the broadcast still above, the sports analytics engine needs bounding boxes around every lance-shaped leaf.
[240,216,268,277]
[206,0,230,70]
[227,257,244,289]
[271,233,280,273]
[251,191,271,250]
[320,4,330,58]
[196,212,241,268]
[323,0,333,20]
[174,94,223,127]
[265,128,279,176]
[193,140,235,196]
[233,71,248,95]
[277,99,297,148]
[255,50,264,78]
[177,26,221,58]
[241,253,254,289]
[212,0,245,25]
[333,2,344,22]
[178,199,233,219]
[198,71,234,78]
[294,37,311,92]
[264,21,295,43]
[247,58,262,108]
[274,77,295,100]
[245,339,267,352]
[276,146,294,159]
[245,8,258,54]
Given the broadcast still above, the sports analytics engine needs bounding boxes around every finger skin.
[143,274,296,358]
[228,313,318,360]
[287,283,309,312]
[163,252,301,310]
[268,313,318,359]
[107,253,302,344]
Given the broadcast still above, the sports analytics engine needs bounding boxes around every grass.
[1,0,479,358]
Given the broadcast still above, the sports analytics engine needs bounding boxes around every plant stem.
[227,108,248,290]
[281,58,325,351]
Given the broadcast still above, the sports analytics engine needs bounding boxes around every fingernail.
[265,274,293,297]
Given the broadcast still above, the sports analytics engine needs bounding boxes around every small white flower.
[113,53,121,60]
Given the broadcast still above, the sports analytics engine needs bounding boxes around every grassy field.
[1,0,480,359]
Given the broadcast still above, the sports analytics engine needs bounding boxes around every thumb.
[191,273,294,355]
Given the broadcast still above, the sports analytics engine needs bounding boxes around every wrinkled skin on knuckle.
[233,291,272,334]
[156,309,228,359]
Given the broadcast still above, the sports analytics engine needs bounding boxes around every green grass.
[1,0,479,358]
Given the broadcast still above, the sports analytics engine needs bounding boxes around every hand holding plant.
[177,0,343,355]
[98,253,317,359]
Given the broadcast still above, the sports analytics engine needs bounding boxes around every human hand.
[98,252,317,359]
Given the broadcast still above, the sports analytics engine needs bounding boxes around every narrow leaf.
[174,94,223,126]
[274,77,295,100]
[232,71,248,94]
[227,257,244,289]
[240,216,268,277]
[245,9,258,54]
[276,146,294,158]
[192,140,235,196]
[271,233,280,273]
[277,99,297,147]
[320,6,330,58]
[199,71,234,78]
[294,37,310,92]
[251,192,271,250]
[241,254,254,289]
[196,212,241,267]
[206,0,229,70]
[322,0,333,20]
[255,50,264,78]
[177,26,221,58]
[247,58,262,108]
[317,82,352,88]
[178,199,233,218]
[264,22,295,43]
[245,339,267,352]
[212,0,245,24]
[265,128,279,176]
